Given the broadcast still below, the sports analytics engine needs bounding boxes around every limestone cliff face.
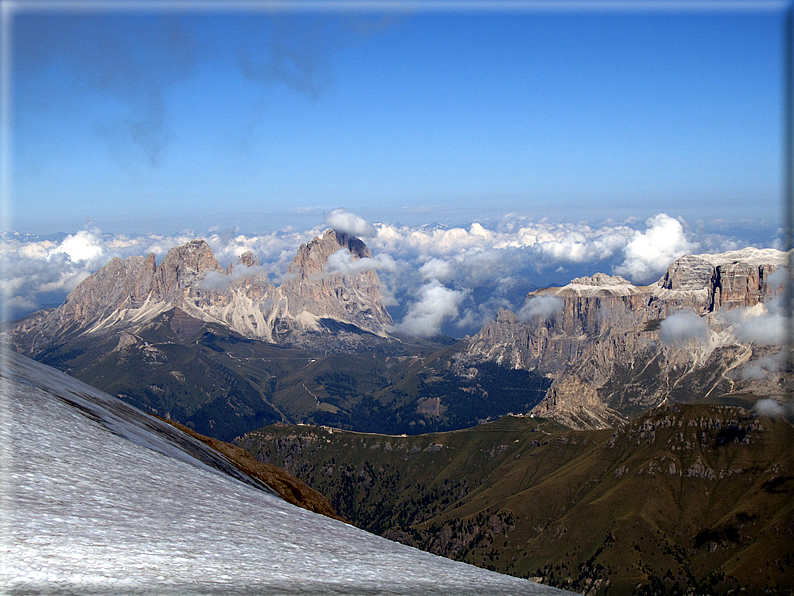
[531,376,627,430]
[10,231,394,353]
[462,248,788,429]
[279,230,393,334]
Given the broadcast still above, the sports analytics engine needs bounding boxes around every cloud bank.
[2,211,779,338]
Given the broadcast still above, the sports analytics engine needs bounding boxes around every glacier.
[0,349,571,595]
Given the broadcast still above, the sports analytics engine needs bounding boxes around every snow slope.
[0,350,570,595]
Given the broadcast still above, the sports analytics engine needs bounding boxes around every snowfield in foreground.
[0,350,570,595]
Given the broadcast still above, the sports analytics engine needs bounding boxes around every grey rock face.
[9,231,394,353]
[462,248,788,429]
[280,230,393,335]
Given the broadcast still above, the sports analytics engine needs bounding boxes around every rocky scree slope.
[460,248,788,429]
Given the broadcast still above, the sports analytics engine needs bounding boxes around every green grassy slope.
[237,405,794,595]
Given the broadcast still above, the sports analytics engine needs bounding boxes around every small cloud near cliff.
[518,295,564,322]
[199,264,269,292]
[324,249,397,276]
[323,208,375,238]
[754,398,794,417]
[659,311,708,345]
[739,352,785,381]
[396,279,467,337]
[724,300,787,346]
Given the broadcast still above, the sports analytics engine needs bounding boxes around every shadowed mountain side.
[6,302,550,442]
[237,409,794,595]
[1,350,573,596]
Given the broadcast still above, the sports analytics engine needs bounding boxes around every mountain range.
[4,228,791,594]
[462,247,787,429]
[6,230,788,440]
[6,229,550,441]
[12,229,393,352]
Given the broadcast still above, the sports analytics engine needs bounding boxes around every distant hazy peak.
[569,273,632,286]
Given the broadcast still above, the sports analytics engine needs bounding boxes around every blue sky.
[7,1,787,235]
[2,1,791,333]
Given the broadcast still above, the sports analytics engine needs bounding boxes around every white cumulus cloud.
[396,280,468,337]
[418,258,455,283]
[323,208,376,238]
[54,229,106,263]
[616,214,697,283]
[659,311,708,345]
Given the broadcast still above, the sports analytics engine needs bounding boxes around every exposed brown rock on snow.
[157,416,345,522]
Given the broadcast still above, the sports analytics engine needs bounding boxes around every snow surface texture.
[0,350,571,595]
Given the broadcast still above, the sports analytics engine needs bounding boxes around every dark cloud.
[16,13,200,167]
[16,13,393,168]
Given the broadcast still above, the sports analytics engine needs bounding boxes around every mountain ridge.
[10,229,394,354]
[236,404,794,595]
[5,244,787,440]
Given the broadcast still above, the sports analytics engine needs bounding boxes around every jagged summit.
[288,229,371,278]
[9,230,394,354]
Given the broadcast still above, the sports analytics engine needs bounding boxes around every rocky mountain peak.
[239,251,259,268]
[569,273,631,287]
[659,248,786,311]
[660,254,716,291]
[280,229,393,338]
[154,239,223,296]
[463,246,787,430]
[287,229,371,278]
[10,232,395,353]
